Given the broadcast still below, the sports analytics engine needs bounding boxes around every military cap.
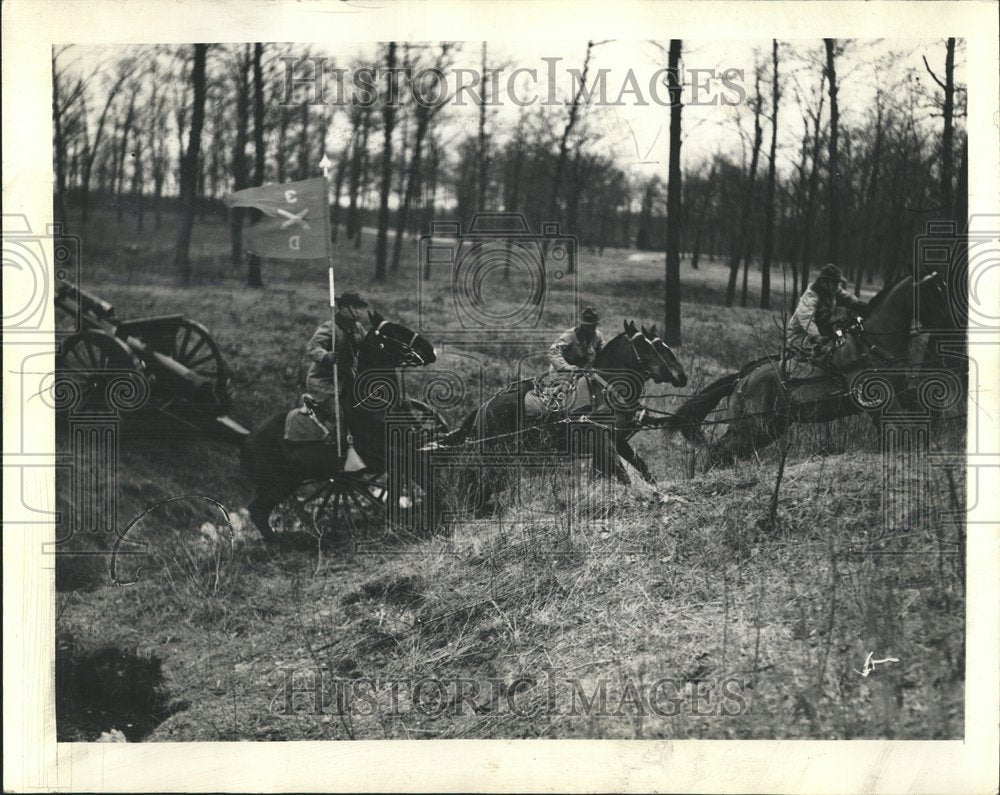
[817,263,846,283]
[337,291,368,309]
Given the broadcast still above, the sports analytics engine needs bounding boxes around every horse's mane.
[595,331,630,367]
[865,274,911,315]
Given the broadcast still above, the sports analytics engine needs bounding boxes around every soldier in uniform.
[786,263,868,361]
[305,291,369,417]
[541,306,606,413]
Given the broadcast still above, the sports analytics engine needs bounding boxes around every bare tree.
[78,62,131,224]
[52,47,86,229]
[174,44,209,286]
[345,102,372,244]
[856,90,884,295]
[391,44,453,272]
[114,81,139,223]
[663,39,683,346]
[923,38,956,214]
[549,40,594,274]
[247,42,266,287]
[374,41,398,281]
[330,141,349,243]
[797,69,827,294]
[230,45,252,266]
[477,41,490,211]
[760,40,781,309]
[726,61,764,307]
[825,38,840,267]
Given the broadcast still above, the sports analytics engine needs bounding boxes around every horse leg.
[248,490,280,542]
[616,433,656,484]
[591,428,629,484]
[706,417,784,471]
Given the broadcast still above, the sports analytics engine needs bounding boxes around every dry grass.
[56,206,965,741]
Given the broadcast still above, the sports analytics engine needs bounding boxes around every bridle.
[363,319,427,366]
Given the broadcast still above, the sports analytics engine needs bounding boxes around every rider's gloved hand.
[322,351,338,365]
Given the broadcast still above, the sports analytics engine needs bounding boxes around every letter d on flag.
[225,177,330,260]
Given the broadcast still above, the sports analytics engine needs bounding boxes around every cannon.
[55,282,250,444]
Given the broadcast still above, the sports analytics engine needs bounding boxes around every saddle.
[283,394,335,443]
[523,374,597,419]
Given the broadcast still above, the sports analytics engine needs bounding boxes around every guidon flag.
[225,177,330,260]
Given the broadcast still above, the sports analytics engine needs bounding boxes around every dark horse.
[672,272,956,469]
[241,311,441,541]
[437,321,687,501]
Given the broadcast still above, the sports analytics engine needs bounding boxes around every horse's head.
[641,323,688,388]
[915,270,956,332]
[361,310,437,367]
[613,320,686,387]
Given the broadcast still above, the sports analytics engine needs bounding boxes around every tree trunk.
[331,149,347,243]
[422,137,440,280]
[825,38,840,267]
[374,42,398,281]
[130,131,144,232]
[52,74,70,230]
[726,69,764,307]
[663,39,683,347]
[392,119,429,272]
[115,96,136,223]
[549,40,593,275]
[297,101,310,180]
[799,75,826,292]
[856,94,883,296]
[231,47,251,266]
[174,44,209,286]
[247,42,266,288]
[760,40,780,310]
[477,41,489,211]
[942,38,955,214]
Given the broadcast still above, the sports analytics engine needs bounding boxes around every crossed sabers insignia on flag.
[278,207,310,230]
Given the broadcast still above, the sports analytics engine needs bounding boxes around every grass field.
[55,207,965,741]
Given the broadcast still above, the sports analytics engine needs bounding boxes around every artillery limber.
[55,282,249,444]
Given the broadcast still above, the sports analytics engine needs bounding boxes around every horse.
[671,272,956,470]
[435,320,687,511]
[240,311,441,542]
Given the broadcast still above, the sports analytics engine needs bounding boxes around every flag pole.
[320,156,342,459]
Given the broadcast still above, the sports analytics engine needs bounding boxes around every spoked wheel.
[170,319,231,405]
[291,472,387,541]
[279,471,433,550]
[57,330,146,414]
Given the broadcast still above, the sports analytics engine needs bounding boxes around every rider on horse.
[786,264,869,365]
[305,291,369,416]
[548,306,605,374]
[543,306,606,413]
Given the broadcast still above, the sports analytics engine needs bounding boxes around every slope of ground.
[55,207,965,740]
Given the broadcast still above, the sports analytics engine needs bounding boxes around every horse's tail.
[668,372,740,444]
[239,410,287,487]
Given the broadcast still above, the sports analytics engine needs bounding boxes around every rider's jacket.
[305,312,363,397]
[547,326,606,376]
[786,283,868,351]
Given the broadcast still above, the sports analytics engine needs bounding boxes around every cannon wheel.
[277,402,450,549]
[286,472,394,547]
[58,329,144,410]
[171,319,230,403]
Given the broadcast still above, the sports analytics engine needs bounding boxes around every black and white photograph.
[4,0,999,792]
